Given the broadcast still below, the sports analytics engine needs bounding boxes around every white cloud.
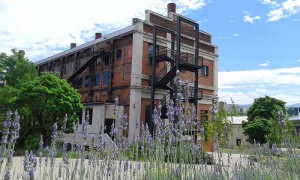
[218,67,300,105]
[266,0,300,21]
[297,59,300,62]
[259,60,271,67]
[244,15,261,23]
[0,0,207,61]
[232,33,241,37]
[255,88,267,93]
[259,0,279,7]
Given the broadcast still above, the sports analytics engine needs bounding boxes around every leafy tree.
[0,49,36,87]
[242,96,286,144]
[203,108,233,148]
[0,50,37,129]
[15,72,83,147]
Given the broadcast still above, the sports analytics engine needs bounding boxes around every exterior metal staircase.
[67,48,110,83]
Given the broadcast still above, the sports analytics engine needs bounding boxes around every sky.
[0,0,300,105]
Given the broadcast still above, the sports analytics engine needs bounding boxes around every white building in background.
[227,116,249,149]
[289,116,300,133]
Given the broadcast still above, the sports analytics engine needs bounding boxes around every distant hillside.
[238,104,251,109]
[286,103,300,108]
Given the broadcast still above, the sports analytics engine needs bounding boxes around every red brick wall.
[199,59,214,87]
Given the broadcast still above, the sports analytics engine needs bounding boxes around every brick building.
[35,3,218,142]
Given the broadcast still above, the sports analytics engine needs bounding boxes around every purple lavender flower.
[51,123,58,140]
[24,151,37,180]
[1,110,12,144]
[3,169,10,180]
[63,114,68,132]
[120,114,128,130]
[11,110,20,140]
[174,70,181,86]
[91,134,95,146]
[199,127,204,135]
[294,128,298,135]
[278,110,285,127]
[113,97,119,115]
[82,111,89,140]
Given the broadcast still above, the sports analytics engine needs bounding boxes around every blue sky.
[0,0,300,105]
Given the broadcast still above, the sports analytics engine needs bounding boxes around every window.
[78,111,83,124]
[85,108,93,125]
[200,110,208,122]
[85,76,90,87]
[63,64,68,74]
[76,77,83,88]
[92,73,100,86]
[236,139,242,147]
[201,66,208,77]
[116,48,122,61]
[96,57,101,66]
[148,43,159,65]
[103,71,109,85]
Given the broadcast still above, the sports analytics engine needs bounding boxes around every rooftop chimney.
[95,33,102,39]
[167,3,176,13]
[70,43,76,49]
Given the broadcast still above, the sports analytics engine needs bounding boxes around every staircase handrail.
[156,62,172,81]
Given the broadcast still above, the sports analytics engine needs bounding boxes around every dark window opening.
[63,65,68,74]
[85,76,90,87]
[78,111,83,124]
[200,110,208,122]
[105,118,114,140]
[201,66,208,77]
[148,43,159,66]
[96,57,101,66]
[145,106,150,126]
[236,139,242,147]
[76,77,83,88]
[116,49,122,61]
[85,108,93,125]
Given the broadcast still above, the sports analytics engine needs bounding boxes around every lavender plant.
[1,75,300,179]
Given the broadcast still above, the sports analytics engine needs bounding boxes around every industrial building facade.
[36,4,218,142]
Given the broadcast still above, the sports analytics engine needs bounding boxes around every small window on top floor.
[201,66,208,77]
[116,48,122,61]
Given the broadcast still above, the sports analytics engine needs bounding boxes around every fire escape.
[67,43,112,102]
[149,16,203,138]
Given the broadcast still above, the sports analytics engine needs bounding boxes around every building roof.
[35,25,135,66]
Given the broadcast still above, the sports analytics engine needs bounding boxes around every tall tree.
[242,96,286,144]
[0,49,36,87]
[0,50,37,125]
[15,72,83,146]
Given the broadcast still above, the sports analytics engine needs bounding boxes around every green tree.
[203,108,233,148]
[242,96,286,144]
[15,72,83,147]
[0,49,36,87]
[0,49,37,127]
